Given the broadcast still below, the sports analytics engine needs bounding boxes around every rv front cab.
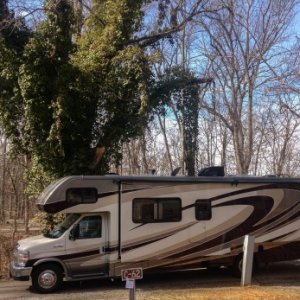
[10,212,107,293]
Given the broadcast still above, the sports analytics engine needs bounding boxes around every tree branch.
[130,1,217,47]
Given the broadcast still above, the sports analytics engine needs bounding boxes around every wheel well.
[258,245,264,252]
[32,261,64,276]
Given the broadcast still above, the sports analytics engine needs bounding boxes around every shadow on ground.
[45,260,300,294]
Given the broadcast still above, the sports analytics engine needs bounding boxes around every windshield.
[45,213,81,239]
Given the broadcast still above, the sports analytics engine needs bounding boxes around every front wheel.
[32,263,63,293]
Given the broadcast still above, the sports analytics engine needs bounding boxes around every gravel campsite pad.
[0,261,299,299]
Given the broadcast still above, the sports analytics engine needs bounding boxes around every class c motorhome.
[10,169,300,293]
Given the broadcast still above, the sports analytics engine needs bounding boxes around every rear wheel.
[207,266,220,273]
[232,254,257,277]
[32,263,63,293]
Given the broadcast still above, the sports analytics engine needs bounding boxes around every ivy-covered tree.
[150,66,212,176]
[0,0,153,181]
[18,0,99,177]
[1,0,209,185]
[73,0,151,172]
[0,0,30,150]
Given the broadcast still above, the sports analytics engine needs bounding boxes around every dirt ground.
[0,261,299,300]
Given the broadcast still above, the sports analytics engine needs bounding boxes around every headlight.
[13,248,30,267]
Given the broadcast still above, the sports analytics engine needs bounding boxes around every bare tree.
[0,129,36,227]
[197,112,223,167]
[198,0,297,174]
[260,100,300,176]
[156,111,174,172]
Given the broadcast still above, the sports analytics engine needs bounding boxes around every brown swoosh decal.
[26,248,101,267]
[123,222,197,252]
[39,188,145,213]
[166,196,274,259]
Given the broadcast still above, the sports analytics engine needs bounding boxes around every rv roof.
[69,174,300,184]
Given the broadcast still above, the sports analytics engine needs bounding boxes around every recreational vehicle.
[10,169,300,293]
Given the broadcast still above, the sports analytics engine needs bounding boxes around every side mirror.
[69,224,79,241]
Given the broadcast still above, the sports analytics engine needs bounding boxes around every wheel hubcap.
[38,270,57,289]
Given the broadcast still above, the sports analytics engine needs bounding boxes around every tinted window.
[195,200,212,220]
[133,198,181,223]
[66,188,98,204]
[78,215,102,239]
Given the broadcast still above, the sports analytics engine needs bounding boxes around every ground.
[0,261,299,299]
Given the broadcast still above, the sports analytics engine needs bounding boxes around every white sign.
[121,268,143,281]
[125,279,135,289]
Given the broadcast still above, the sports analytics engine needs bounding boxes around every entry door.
[65,214,108,277]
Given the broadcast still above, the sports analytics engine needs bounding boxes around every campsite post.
[122,268,143,300]
[241,235,255,286]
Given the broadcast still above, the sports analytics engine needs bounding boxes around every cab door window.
[78,215,102,239]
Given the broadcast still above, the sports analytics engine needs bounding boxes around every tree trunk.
[157,113,173,173]
[0,136,7,222]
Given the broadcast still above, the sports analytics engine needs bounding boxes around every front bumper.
[10,261,32,281]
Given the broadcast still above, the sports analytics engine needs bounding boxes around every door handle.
[53,244,64,248]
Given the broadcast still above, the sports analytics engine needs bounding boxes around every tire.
[32,263,63,293]
[232,254,244,277]
[232,254,257,277]
[207,266,220,273]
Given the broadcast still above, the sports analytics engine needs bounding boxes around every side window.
[136,199,155,222]
[78,215,102,239]
[133,198,181,223]
[195,200,212,220]
[66,188,98,204]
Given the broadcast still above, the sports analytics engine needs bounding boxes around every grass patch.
[35,286,300,300]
